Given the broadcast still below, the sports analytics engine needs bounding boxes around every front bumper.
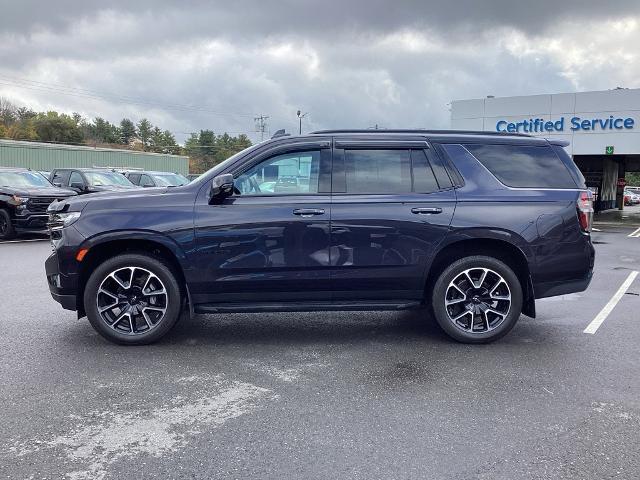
[14,213,49,231]
[45,251,79,311]
[45,225,86,312]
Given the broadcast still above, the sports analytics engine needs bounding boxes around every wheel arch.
[75,231,191,316]
[426,236,536,318]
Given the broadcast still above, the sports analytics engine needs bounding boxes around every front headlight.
[48,211,81,231]
[10,195,29,205]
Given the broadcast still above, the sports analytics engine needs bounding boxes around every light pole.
[297,110,308,135]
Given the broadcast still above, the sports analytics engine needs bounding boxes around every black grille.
[27,197,59,213]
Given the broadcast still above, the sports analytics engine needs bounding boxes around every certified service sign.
[496,116,635,134]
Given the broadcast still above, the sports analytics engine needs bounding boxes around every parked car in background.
[624,190,640,206]
[0,167,76,239]
[46,129,595,346]
[49,168,140,194]
[123,170,190,188]
[187,174,200,182]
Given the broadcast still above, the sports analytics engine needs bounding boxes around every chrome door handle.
[293,208,325,217]
[411,207,443,215]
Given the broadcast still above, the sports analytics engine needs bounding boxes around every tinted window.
[69,171,85,186]
[552,145,586,188]
[410,150,439,193]
[235,150,320,195]
[140,175,155,187]
[465,144,577,188]
[128,173,141,185]
[52,171,69,186]
[432,144,463,187]
[345,149,411,194]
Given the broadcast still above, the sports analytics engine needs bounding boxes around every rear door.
[330,139,456,301]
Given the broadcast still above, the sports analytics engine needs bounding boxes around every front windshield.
[85,171,134,187]
[0,171,52,188]
[152,173,189,186]
[189,143,262,185]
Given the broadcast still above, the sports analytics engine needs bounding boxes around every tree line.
[0,97,252,173]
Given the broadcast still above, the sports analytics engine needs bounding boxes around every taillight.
[577,190,594,233]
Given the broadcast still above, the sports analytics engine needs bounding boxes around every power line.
[0,74,259,118]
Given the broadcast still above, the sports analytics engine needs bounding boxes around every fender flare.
[77,229,195,318]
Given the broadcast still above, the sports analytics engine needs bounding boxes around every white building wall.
[451,89,640,156]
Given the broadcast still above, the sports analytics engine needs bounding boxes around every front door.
[192,144,332,305]
[330,143,456,301]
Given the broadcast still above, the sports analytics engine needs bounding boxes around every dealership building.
[451,88,640,211]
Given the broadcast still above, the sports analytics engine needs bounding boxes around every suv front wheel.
[431,255,523,343]
[0,209,16,240]
[84,253,183,345]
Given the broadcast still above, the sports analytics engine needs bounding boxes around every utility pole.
[254,115,269,141]
[297,110,309,135]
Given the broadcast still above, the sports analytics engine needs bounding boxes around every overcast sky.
[1,1,639,143]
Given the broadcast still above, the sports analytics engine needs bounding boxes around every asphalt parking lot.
[1,224,639,479]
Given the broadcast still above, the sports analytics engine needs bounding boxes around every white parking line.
[629,227,640,238]
[584,271,639,334]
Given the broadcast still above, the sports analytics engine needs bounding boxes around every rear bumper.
[533,233,595,299]
[534,270,593,299]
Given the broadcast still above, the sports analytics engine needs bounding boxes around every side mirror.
[70,182,85,192]
[209,174,234,203]
[53,182,62,188]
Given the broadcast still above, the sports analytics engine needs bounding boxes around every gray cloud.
[3,0,640,36]
[0,1,639,143]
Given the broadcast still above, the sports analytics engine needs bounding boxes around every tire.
[0,209,16,240]
[84,253,183,345]
[431,255,523,344]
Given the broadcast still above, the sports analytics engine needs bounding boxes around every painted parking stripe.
[584,271,639,334]
[629,227,640,238]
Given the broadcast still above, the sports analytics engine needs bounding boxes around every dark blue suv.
[45,130,595,345]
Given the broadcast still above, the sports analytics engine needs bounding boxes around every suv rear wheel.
[0,209,16,240]
[431,255,523,343]
[84,253,183,345]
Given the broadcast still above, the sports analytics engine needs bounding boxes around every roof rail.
[309,129,532,137]
[271,129,290,139]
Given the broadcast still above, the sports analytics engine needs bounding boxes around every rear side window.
[465,144,577,188]
[552,145,586,188]
[410,150,439,193]
[345,149,412,193]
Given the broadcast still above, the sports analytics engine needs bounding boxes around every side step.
[194,300,422,314]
